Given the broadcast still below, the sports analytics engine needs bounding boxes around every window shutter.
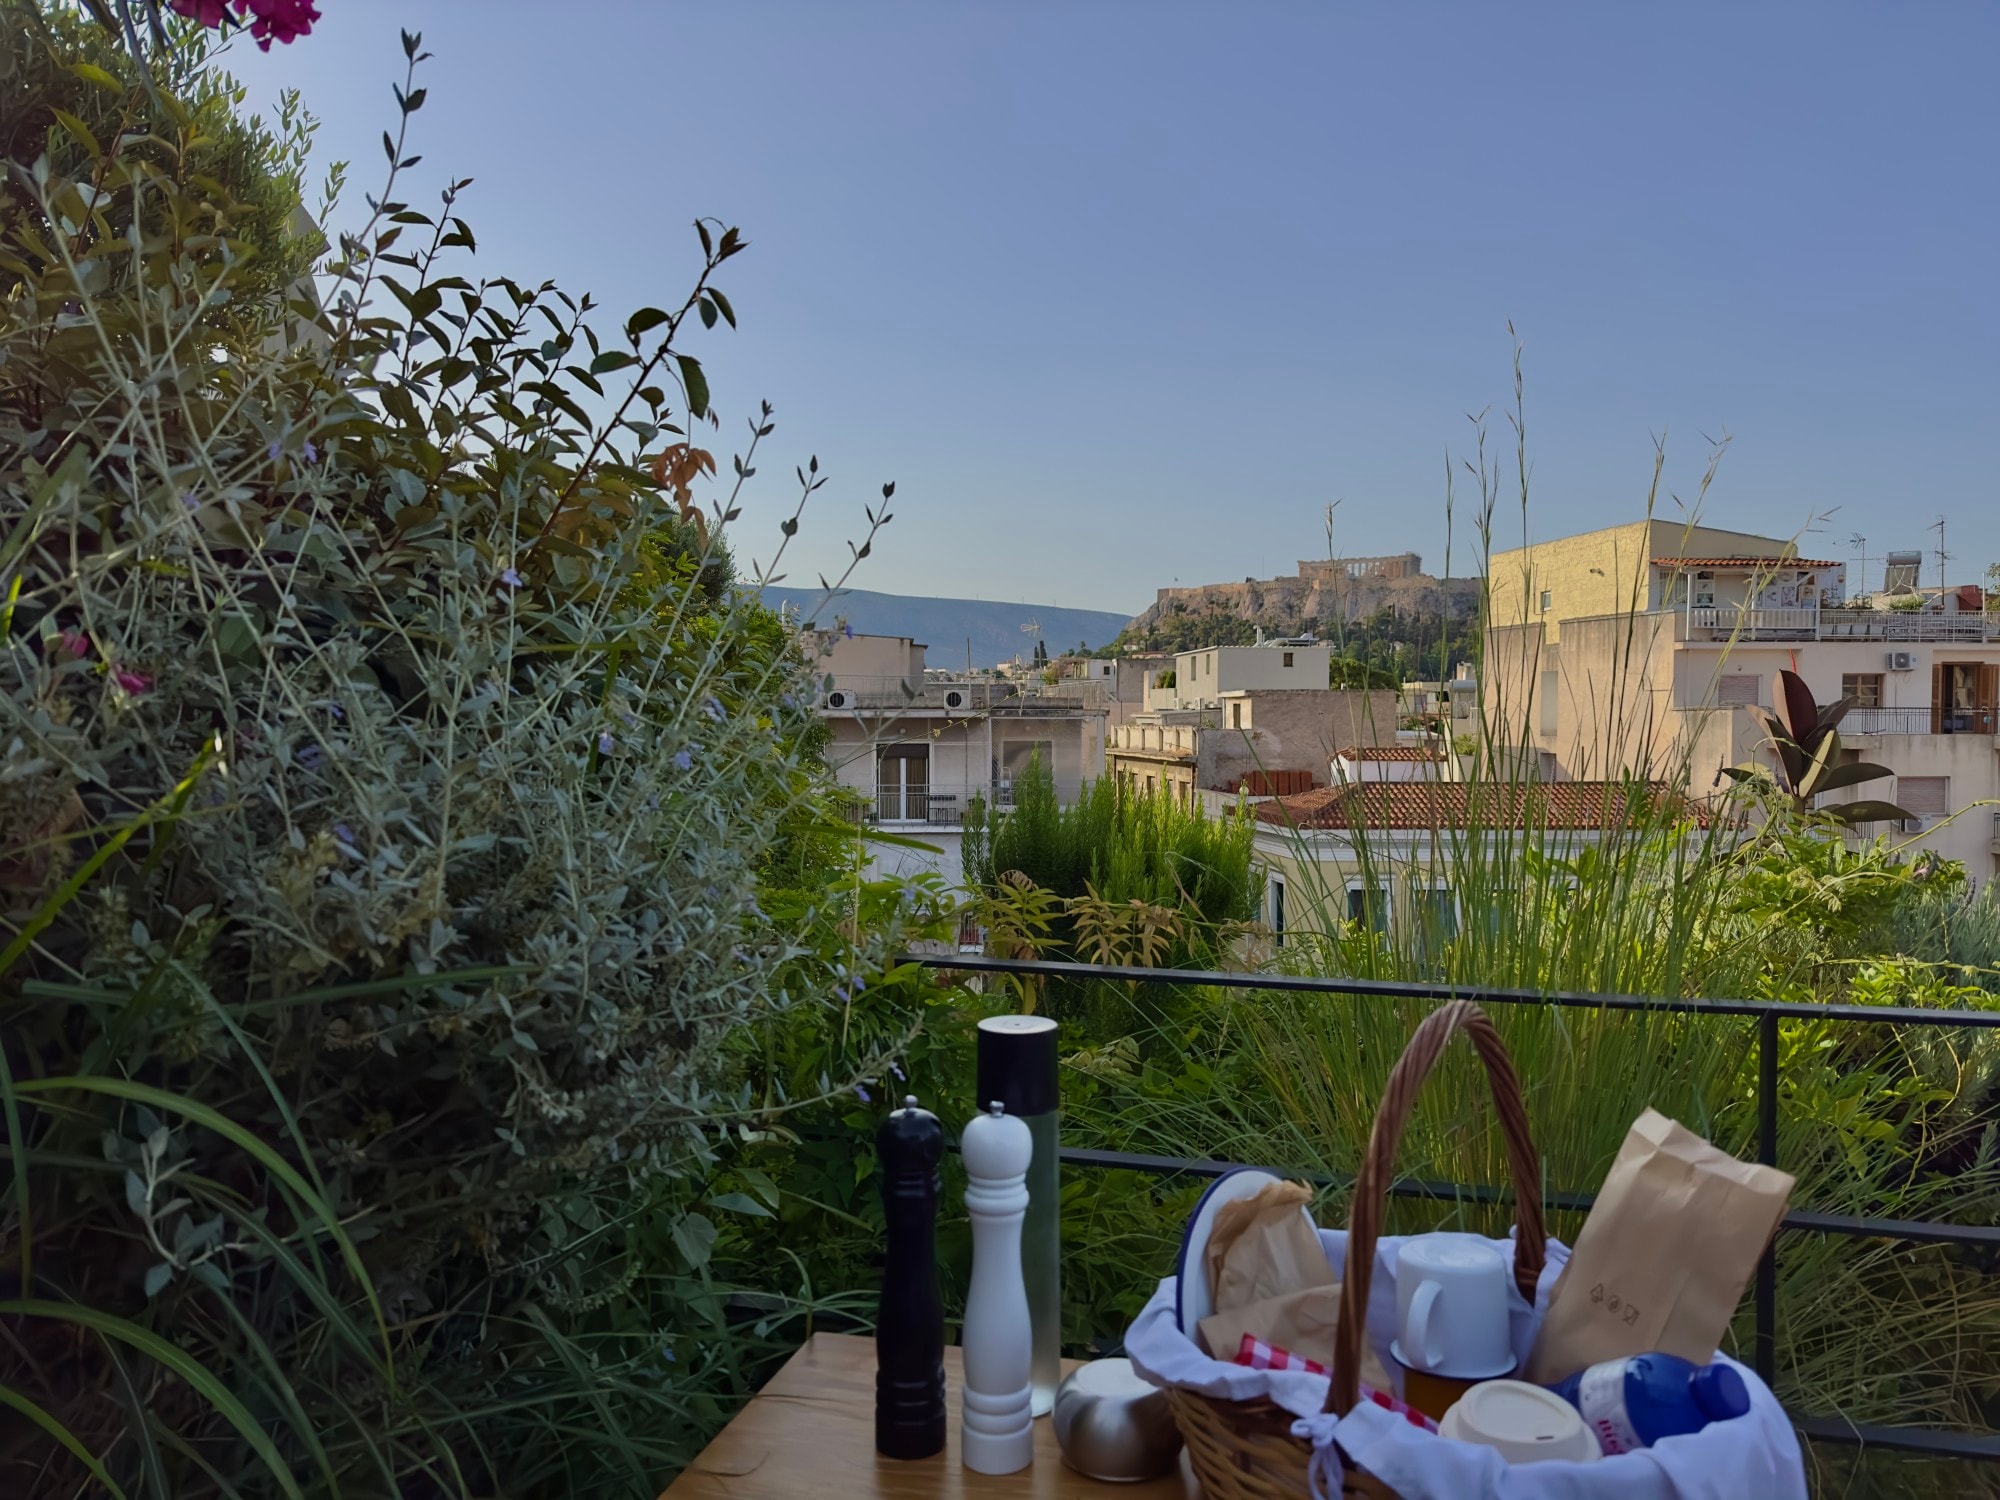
[1898,776,1948,818]
[1716,675,1759,707]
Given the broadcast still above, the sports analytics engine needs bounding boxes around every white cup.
[1439,1380,1600,1465]
[1391,1235,1516,1381]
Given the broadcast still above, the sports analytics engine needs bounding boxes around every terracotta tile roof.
[1651,556,1840,570]
[1254,779,1705,832]
[1335,744,1444,762]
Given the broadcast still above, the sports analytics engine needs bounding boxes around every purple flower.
[326,701,344,720]
[703,697,724,722]
[672,749,694,772]
[301,440,318,464]
[267,441,282,463]
[854,1084,871,1103]
[113,668,152,694]
[181,492,200,511]
[333,821,356,845]
[842,623,854,639]
[891,1062,905,1081]
[499,567,522,590]
[52,629,89,660]
[296,744,326,771]
[781,692,798,710]
[598,731,615,754]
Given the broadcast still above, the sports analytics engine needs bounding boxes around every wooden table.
[663,1333,1201,1498]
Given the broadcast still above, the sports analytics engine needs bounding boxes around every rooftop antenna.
[1846,532,1868,597]
[1930,515,1950,594]
[1325,498,1344,563]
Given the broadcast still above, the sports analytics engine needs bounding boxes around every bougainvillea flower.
[237,0,321,49]
[168,0,230,24]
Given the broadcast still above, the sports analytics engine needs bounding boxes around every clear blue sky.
[228,2,1999,615]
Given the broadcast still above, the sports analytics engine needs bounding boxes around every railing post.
[1756,1008,1779,1387]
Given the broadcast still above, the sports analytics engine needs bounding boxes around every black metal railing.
[910,952,2000,1461]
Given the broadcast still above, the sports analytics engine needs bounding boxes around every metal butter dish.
[1052,1358,1183,1482]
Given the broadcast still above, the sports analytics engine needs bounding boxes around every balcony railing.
[871,788,961,825]
[1839,706,1998,735]
[910,952,2000,1464]
[1842,706,1932,734]
[1686,603,2000,643]
[867,778,1082,824]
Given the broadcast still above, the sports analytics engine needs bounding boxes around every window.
[1842,673,1884,708]
[1898,776,1948,820]
[1412,886,1458,968]
[876,743,929,821]
[1270,876,1286,947]
[1716,675,1760,707]
[1231,702,1243,728]
[1346,884,1388,933]
[1282,651,1295,668]
[1933,663,1999,735]
[1000,739,1053,782]
[1538,589,1553,614]
[1692,571,1716,608]
[1538,671,1559,736]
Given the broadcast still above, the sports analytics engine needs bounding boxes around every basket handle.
[1327,999,1546,1416]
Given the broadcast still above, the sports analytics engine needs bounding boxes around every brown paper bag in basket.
[1526,1108,1793,1383]
[1202,1181,1334,1315]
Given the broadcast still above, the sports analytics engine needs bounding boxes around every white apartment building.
[1486,520,2000,881]
[1156,638,1334,710]
[809,632,1108,887]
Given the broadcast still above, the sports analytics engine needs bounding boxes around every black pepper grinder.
[875,1094,946,1459]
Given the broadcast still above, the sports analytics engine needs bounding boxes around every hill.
[759,586,1133,669]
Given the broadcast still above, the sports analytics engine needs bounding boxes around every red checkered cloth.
[1233,1334,1439,1432]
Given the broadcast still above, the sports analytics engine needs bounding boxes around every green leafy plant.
[1723,669,1911,825]
[0,20,916,1498]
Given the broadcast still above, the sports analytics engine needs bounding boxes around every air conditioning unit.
[1886,652,1917,671]
[1902,817,1928,834]
[943,689,966,709]
[824,689,849,710]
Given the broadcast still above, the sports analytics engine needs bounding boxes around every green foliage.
[1329,655,1401,689]
[965,763,1259,944]
[0,0,326,310]
[0,26,911,1499]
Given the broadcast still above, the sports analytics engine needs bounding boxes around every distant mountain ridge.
[758,585,1132,670]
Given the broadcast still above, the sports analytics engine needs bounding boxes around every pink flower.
[167,0,319,48]
[52,630,89,660]
[238,0,320,49]
[113,669,153,694]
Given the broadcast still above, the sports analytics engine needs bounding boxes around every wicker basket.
[1163,999,1548,1499]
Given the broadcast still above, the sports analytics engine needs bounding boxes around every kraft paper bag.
[1203,1180,1335,1316]
[1526,1109,1794,1383]
[1200,1284,1394,1390]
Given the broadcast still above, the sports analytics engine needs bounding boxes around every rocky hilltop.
[1126,553,1481,636]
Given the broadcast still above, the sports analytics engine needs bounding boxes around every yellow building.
[1484,520,2000,883]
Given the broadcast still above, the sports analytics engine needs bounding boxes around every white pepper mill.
[960,1100,1034,1476]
